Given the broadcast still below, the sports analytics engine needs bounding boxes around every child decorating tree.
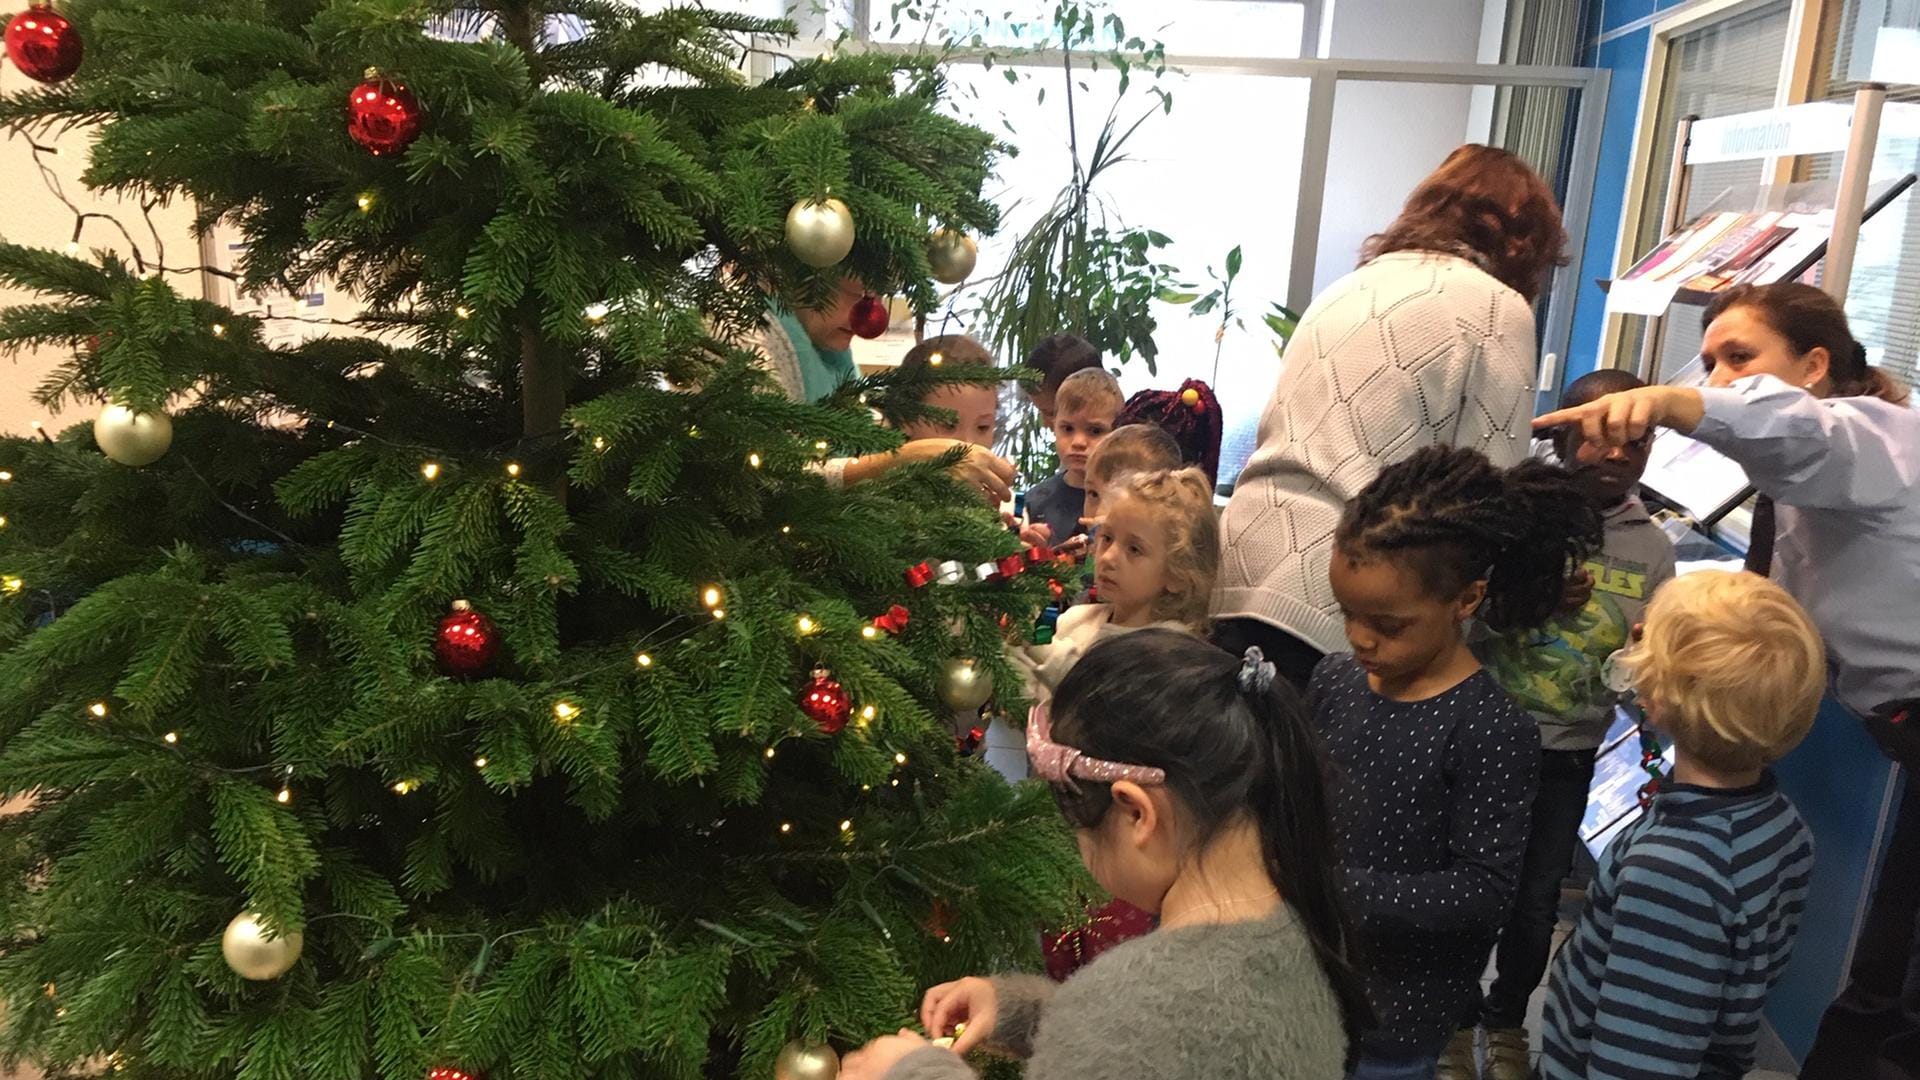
[839,631,1371,1080]
[1015,468,1219,701]
[818,334,1017,505]
[1541,571,1821,1080]
[1024,367,1122,543]
[1461,369,1678,1080]
[1309,446,1602,1080]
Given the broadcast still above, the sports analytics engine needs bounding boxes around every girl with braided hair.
[1306,445,1601,1080]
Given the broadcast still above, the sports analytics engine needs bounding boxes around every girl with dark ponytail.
[840,630,1365,1080]
[1306,445,1599,1079]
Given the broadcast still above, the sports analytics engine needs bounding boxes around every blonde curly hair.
[1104,466,1219,634]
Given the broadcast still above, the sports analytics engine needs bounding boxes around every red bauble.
[800,667,851,734]
[5,4,82,83]
[346,76,424,157]
[434,600,499,677]
[428,1069,478,1080]
[848,294,890,339]
[1042,899,1157,982]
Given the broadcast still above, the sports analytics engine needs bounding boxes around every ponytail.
[1051,632,1375,1057]
[1336,446,1604,633]
[1704,283,1911,405]
[1239,652,1376,1061]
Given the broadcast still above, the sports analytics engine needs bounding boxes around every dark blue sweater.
[1542,773,1814,1079]
[1308,655,1540,1057]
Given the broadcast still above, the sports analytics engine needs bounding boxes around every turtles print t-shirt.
[1477,496,1677,751]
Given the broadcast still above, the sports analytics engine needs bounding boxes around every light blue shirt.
[1692,374,1920,715]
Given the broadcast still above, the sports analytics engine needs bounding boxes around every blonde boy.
[1083,423,1183,526]
[1542,571,1823,1080]
[1024,367,1121,542]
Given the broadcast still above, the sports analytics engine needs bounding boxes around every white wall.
[1312,0,1491,296]
[0,122,198,438]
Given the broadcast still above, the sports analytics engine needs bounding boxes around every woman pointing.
[1533,282,1919,1080]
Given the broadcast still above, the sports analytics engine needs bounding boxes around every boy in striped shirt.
[1542,570,1822,1080]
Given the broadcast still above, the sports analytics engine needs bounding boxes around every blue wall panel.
[1563,27,1650,390]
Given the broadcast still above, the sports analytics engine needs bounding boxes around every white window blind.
[1617,1,1793,379]
[1802,0,1920,395]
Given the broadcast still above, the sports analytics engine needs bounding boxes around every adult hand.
[840,1030,934,1080]
[1532,385,1704,447]
[920,976,998,1055]
[1559,567,1594,614]
[895,439,1015,506]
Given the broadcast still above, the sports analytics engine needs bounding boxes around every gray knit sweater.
[1216,252,1537,654]
[884,912,1348,1080]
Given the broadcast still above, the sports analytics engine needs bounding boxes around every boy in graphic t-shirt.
[1453,369,1678,1080]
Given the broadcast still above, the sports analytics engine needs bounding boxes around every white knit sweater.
[1216,251,1537,654]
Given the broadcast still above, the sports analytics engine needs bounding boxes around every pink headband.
[1026,703,1167,787]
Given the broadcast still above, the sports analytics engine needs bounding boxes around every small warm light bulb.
[861,626,878,640]
[635,652,654,668]
[473,756,488,768]
[583,302,610,323]
[701,585,722,608]
[455,306,472,320]
[778,822,793,835]
[839,819,852,832]
[592,436,608,452]
[162,731,179,744]
[861,783,872,792]
[747,452,762,469]
[894,752,908,765]
[928,352,944,366]
[942,933,953,944]
[211,324,227,338]
[0,516,9,529]
[64,240,80,256]
[87,702,108,718]
[552,701,580,724]
[860,705,877,723]
[0,470,13,482]
[392,779,416,794]
[890,778,900,787]
[796,614,816,635]
[687,425,701,438]
[814,441,829,453]
[2,576,22,594]
[710,608,726,621]
[505,462,522,478]
[764,747,777,760]
[275,787,292,804]
[780,524,792,535]
[356,193,374,212]
[420,461,441,481]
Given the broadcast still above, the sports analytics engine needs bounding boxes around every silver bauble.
[220,911,303,981]
[93,402,172,467]
[773,1041,839,1080]
[926,229,979,284]
[937,657,994,712]
[785,198,856,268]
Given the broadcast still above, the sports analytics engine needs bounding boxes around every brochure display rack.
[1595,86,1917,535]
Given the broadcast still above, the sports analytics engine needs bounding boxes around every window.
[1618,1,1794,380]
[1803,0,1920,395]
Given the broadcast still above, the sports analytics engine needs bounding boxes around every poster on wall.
[202,229,364,349]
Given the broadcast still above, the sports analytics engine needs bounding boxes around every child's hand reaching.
[840,1029,932,1080]
[920,977,998,1055]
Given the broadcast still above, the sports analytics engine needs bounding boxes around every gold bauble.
[220,912,303,981]
[926,229,979,284]
[773,1041,839,1080]
[936,657,994,712]
[93,402,172,467]
[784,198,856,269]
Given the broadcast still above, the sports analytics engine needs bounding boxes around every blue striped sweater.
[1541,773,1814,1079]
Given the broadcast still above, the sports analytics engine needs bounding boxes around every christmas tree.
[0,2,1086,1077]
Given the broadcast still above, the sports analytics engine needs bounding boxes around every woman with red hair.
[1217,144,1566,695]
